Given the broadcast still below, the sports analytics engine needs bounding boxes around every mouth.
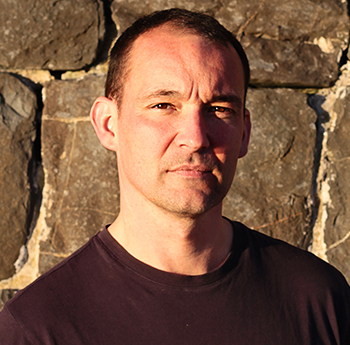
[166,165,213,178]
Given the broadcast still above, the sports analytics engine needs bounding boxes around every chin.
[154,190,224,218]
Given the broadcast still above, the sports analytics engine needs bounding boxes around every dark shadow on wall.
[0,289,18,310]
[338,45,349,70]
[93,0,118,67]
[10,74,44,273]
[26,106,43,242]
[307,95,330,238]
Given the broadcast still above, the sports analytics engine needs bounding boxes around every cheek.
[118,116,173,164]
[209,123,243,158]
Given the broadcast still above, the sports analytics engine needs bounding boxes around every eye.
[152,103,173,110]
[209,106,235,117]
[212,106,228,113]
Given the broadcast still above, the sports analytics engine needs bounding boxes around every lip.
[167,165,212,177]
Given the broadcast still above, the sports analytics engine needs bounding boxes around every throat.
[108,214,234,275]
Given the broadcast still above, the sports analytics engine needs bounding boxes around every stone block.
[40,74,119,274]
[223,88,316,248]
[0,73,37,279]
[242,36,339,88]
[0,0,105,70]
[110,0,348,88]
[216,0,349,87]
[110,0,222,34]
[0,290,18,310]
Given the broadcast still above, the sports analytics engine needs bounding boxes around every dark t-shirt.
[0,221,349,344]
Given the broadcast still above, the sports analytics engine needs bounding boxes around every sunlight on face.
[115,26,249,217]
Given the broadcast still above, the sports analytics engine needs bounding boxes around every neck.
[108,199,233,275]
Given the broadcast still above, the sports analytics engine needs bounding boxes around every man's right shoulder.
[0,229,111,344]
[0,230,104,315]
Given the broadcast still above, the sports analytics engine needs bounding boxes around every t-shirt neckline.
[97,219,247,288]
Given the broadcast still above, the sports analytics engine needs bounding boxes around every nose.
[175,107,210,152]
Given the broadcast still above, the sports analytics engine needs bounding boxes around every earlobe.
[238,109,251,158]
[90,96,118,152]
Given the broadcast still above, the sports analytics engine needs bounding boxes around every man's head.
[105,8,250,107]
[91,9,251,218]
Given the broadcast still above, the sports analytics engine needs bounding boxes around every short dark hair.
[105,8,250,106]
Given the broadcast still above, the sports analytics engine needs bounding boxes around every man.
[0,8,349,344]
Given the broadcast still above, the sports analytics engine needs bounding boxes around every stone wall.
[1,0,350,307]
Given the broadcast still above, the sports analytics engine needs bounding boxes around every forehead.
[124,26,245,99]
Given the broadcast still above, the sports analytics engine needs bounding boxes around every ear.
[90,96,118,152]
[238,109,251,158]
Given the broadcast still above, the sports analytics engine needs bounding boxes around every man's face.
[114,26,250,217]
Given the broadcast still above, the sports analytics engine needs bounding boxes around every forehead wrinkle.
[138,89,183,102]
[127,27,245,107]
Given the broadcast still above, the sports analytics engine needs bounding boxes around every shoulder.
[1,230,106,319]
[0,230,112,343]
[232,221,350,294]
[233,221,350,341]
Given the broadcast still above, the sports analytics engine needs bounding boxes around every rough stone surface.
[0,0,105,70]
[0,73,37,279]
[242,36,340,87]
[223,88,316,248]
[1,0,350,304]
[323,92,350,279]
[40,74,119,274]
[110,0,221,34]
[111,0,349,87]
[217,0,349,87]
[0,290,18,310]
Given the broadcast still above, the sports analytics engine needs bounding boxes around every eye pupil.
[156,104,168,109]
[213,106,226,112]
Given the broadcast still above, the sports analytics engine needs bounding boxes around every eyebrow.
[139,90,182,101]
[209,94,243,108]
[139,89,243,108]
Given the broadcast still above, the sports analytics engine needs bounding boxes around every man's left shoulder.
[234,221,350,292]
